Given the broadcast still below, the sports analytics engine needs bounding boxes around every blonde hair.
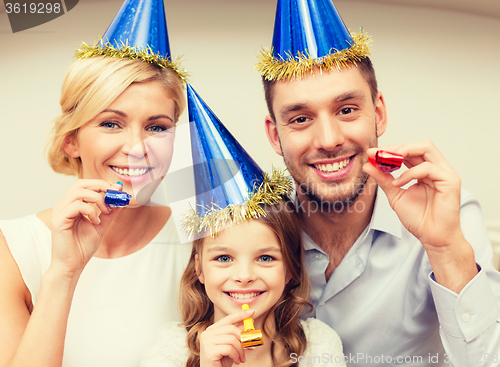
[180,198,311,367]
[46,57,186,176]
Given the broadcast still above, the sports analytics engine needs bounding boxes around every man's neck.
[298,178,378,279]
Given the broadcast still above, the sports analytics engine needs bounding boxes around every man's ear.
[265,115,283,156]
[374,91,387,138]
[63,135,80,158]
[195,254,204,284]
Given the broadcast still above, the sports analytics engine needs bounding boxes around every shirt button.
[462,313,471,322]
[316,253,323,260]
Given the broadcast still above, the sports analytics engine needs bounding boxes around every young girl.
[141,198,346,367]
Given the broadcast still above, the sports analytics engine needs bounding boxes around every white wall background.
[1,1,499,242]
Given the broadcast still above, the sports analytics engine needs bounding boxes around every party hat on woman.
[75,0,186,82]
[256,0,371,81]
[182,84,292,237]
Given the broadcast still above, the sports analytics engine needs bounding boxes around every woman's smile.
[65,81,176,206]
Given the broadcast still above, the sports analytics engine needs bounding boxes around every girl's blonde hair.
[45,57,185,177]
[180,198,311,367]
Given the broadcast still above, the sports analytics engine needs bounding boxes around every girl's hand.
[50,180,124,279]
[200,309,255,367]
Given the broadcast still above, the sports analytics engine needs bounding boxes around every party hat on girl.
[182,84,292,238]
[256,0,371,81]
[75,0,186,82]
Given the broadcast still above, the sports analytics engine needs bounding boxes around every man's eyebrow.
[279,103,308,121]
[333,91,365,103]
[278,90,366,121]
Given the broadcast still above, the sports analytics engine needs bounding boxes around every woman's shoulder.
[300,318,346,366]
[140,321,189,367]
[0,212,52,308]
[0,212,52,279]
[0,212,51,243]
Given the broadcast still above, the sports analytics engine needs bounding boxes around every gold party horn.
[241,304,263,348]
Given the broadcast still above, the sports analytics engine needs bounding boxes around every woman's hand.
[50,180,124,279]
[200,309,255,367]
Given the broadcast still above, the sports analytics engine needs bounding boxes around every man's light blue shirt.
[303,187,500,366]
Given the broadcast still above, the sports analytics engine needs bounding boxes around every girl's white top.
[141,317,347,367]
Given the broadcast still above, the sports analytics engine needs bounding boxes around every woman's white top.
[0,213,192,367]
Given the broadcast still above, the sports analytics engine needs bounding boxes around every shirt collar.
[369,185,402,239]
[298,185,402,252]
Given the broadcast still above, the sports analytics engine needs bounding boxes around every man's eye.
[258,255,274,262]
[291,116,309,124]
[216,255,232,263]
[339,107,354,115]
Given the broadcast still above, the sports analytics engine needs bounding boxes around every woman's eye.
[216,255,232,263]
[147,125,167,133]
[100,121,119,129]
[258,255,274,262]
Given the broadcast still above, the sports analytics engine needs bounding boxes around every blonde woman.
[0,56,191,367]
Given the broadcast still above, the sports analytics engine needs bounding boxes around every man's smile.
[313,157,352,173]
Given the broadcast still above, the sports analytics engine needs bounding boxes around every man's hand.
[363,141,477,293]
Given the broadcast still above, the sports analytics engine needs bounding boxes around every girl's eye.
[147,125,168,133]
[258,255,275,262]
[215,255,232,263]
[100,121,119,129]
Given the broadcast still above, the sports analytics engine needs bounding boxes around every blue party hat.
[75,0,186,82]
[256,0,371,81]
[101,0,170,56]
[182,84,292,237]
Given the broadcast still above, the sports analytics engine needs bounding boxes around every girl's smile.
[196,220,289,329]
[224,289,266,305]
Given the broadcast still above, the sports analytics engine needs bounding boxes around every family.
[0,0,499,367]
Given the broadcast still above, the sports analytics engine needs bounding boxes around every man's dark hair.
[263,57,378,122]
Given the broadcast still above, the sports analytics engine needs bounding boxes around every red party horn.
[368,151,403,173]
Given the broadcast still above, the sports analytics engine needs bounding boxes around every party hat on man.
[256,0,371,81]
[182,84,292,237]
[75,0,186,82]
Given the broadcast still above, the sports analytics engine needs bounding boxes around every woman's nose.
[122,129,149,158]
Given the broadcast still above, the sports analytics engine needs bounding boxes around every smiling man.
[257,0,500,366]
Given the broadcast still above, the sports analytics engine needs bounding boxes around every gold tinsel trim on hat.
[181,168,293,238]
[74,40,188,84]
[256,30,371,81]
